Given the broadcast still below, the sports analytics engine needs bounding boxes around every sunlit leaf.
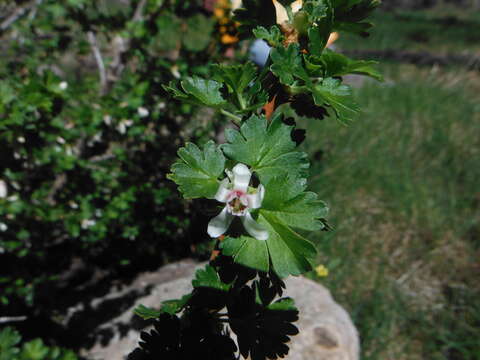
[221,114,309,183]
[168,141,225,199]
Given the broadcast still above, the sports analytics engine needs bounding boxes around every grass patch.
[304,65,480,359]
[337,8,480,55]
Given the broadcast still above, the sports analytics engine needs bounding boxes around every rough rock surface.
[82,260,359,360]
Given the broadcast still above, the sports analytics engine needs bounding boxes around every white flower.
[137,107,149,117]
[81,219,96,229]
[59,81,68,90]
[0,180,7,198]
[117,119,132,134]
[103,114,112,125]
[207,163,268,241]
[170,65,181,79]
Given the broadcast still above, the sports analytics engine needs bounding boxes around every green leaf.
[253,26,282,47]
[154,13,181,51]
[180,77,226,107]
[134,294,192,319]
[221,236,269,272]
[163,77,227,108]
[261,175,329,231]
[221,114,309,183]
[183,14,215,52]
[304,0,334,55]
[134,304,161,320]
[260,213,317,278]
[168,140,225,199]
[305,49,383,80]
[160,294,192,315]
[267,297,296,311]
[270,43,308,85]
[21,339,49,360]
[192,265,231,291]
[309,78,359,122]
[212,62,256,96]
[303,0,329,20]
[242,80,269,112]
[211,62,267,112]
[0,327,20,360]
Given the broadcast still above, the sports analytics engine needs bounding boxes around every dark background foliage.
[0,0,235,353]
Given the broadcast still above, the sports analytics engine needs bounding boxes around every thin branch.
[110,0,148,81]
[220,109,242,125]
[46,173,67,205]
[1,3,30,31]
[87,31,108,96]
[132,0,148,22]
[0,316,27,324]
[28,0,43,21]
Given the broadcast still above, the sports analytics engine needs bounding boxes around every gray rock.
[82,260,359,360]
[283,276,359,360]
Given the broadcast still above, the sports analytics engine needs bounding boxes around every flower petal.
[214,178,231,203]
[242,212,269,241]
[0,180,7,198]
[239,194,249,206]
[232,163,251,193]
[246,184,265,209]
[207,207,234,238]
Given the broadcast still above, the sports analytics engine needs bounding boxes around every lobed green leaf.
[134,304,162,320]
[309,78,359,122]
[168,141,225,199]
[192,264,231,291]
[260,213,317,278]
[261,175,329,231]
[221,236,269,273]
[270,43,309,85]
[253,26,283,47]
[163,77,227,108]
[211,62,268,112]
[183,14,215,52]
[221,114,309,183]
[304,0,334,56]
[305,49,383,81]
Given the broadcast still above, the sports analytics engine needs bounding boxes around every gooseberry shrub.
[129,0,381,359]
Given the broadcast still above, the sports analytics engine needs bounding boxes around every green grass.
[337,8,480,55]
[304,64,480,359]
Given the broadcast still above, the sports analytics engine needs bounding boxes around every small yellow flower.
[214,8,225,19]
[221,33,239,45]
[315,264,329,277]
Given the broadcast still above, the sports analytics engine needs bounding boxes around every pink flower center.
[227,190,248,216]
